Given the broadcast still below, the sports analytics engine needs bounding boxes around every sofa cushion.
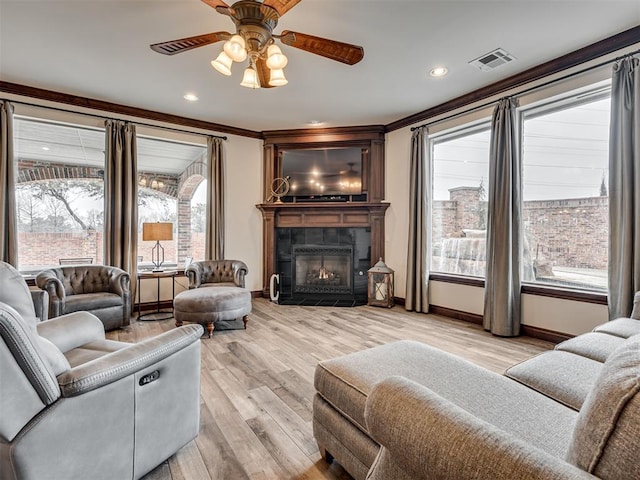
[505,350,601,410]
[593,317,640,338]
[64,292,123,313]
[566,334,640,479]
[315,340,577,458]
[555,332,626,363]
[64,339,130,368]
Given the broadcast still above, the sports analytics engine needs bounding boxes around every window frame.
[518,85,612,295]
[428,120,492,279]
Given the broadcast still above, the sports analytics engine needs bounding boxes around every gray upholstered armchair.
[185,259,248,289]
[36,265,131,330]
[0,261,203,480]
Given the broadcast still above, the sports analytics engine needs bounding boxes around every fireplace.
[275,227,370,305]
[293,245,353,295]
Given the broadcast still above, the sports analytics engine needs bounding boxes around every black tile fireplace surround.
[275,227,371,306]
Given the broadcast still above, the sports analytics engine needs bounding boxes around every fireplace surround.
[258,125,388,304]
[275,227,370,305]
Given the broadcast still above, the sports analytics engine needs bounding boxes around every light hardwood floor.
[107,298,554,480]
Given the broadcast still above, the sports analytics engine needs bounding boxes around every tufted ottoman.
[173,286,251,338]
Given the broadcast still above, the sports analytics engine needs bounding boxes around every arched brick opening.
[176,154,207,262]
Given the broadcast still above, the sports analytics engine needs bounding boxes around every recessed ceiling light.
[308,120,324,127]
[183,93,199,102]
[41,146,50,151]
[429,66,448,77]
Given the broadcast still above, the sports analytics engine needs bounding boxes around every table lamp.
[143,222,173,271]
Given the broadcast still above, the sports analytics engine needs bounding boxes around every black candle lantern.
[367,258,394,308]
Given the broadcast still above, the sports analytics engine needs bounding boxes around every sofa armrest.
[233,261,248,288]
[35,271,65,317]
[37,311,106,353]
[57,324,203,397]
[364,376,596,480]
[185,263,202,289]
[109,270,130,297]
[31,290,49,322]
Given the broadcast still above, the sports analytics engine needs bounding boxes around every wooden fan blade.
[150,32,228,56]
[262,0,302,17]
[256,58,276,88]
[201,0,229,10]
[280,30,364,65]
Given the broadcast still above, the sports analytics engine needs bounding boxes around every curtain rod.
[410,48,640,132]
[4,98,228,141]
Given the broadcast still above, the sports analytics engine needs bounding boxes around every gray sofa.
[313,292,640,480]
[0,261,204,480]
[36,265,131,330]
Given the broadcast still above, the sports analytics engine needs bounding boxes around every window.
[14,118,105,272]
[431,125,491,277]
[136,136,206,269]
[190,180,207,261]
[521,90,610,291]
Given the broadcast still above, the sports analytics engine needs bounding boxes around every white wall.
[385,127,412,299]
[223,134,263,292]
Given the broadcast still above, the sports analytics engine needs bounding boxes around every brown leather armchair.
[36,265,131,330]
[185,259,248,289]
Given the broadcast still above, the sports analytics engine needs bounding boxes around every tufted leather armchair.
[36,265,131,330]
[0,261,204,480]
[185,259,248,289]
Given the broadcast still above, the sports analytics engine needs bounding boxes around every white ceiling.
[1,1,639,133]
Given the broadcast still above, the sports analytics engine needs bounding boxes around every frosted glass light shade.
[223,35,247,62]
[240,66,260,89]
[211,51,233,76]
[266,44,288,69]
[269,68,288,86]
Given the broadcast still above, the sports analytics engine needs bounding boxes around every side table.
[137,270,179,320]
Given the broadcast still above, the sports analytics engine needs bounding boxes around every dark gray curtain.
[609,57,640,319]
[0,101,17,266]
[483,98,521,336]
[205,136,225,260]
[104,120,138,306]
[405,126,430,313]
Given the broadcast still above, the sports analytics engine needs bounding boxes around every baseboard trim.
[427,304,570,343]
[521,325,573,343]
[429,305,484,325]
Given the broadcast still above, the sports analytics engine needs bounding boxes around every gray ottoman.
[173,286,251,337]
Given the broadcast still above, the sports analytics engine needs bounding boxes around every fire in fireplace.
[293,245,353,295]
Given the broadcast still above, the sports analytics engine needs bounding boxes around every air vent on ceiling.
[468,48,516,72]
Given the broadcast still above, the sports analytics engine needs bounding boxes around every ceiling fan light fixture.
[266,44,288,69]
[223,35,247,62]
[240,65,261,89]
[211,51,233,76]
[269,68,288,86]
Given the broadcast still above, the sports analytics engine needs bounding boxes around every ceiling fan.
[150,0,365,89]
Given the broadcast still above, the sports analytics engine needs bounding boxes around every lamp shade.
[143,222,173,241]
[240,66,261,89]
[269,68,288,87]
[223,35,247,62]
[266,44,288,69]
[211,51,233,76]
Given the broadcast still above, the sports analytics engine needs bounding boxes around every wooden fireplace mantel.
[256,202,390,296]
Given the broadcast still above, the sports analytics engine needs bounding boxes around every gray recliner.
[36,265,131,330]
[185,259,248,289]
[0,261,204,480]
